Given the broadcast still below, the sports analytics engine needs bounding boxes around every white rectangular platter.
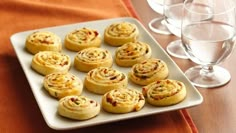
[10,17,203,130]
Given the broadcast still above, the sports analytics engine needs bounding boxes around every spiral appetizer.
[102,88,145,113]
[64,28,101,51]
[129,58,169,86]
[58,95,100,120]
[84,67,128,94]
[25,31,62,54]
[74,47,113,72]
[44,72,83,99]
[142,79,187,106]
[104,22,139,46]
[115,41,152,67]
[31,51,71,75]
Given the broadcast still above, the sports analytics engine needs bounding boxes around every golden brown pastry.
[129,58,169,85]
[58,95,100,120]
[104,22,139,46]
[74,47,113,72]
[84,67,128,94]
[25,31,62,54]
[142,79,187,106]
[115,41,152,67]
[102,88,145,113]
[64,28,101,51]
[31,51,71,75]
[43,72,83,99]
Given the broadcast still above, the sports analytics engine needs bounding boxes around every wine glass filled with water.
[182,0,235,88]
[148,0,172,35]
[164,0,188,59]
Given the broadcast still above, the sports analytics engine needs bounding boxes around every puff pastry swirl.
[74,47,113,72]
[31,51,71,75]
[104,22,139,46]
[115,41,152,67]
[102,88,145,113]
[25,31,62,54]
[64,28,101,51]
[44,72,83,99]
[84,67,128,94]
[129,58,169,85]
[142,79,186,106]
[58,95,100,120]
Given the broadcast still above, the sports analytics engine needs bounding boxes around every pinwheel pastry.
[25,31,62,54]
[115,41,152,67]
[64,27,101,51]
[43,72,83,99]
[74,47,113,72]
[31,51,71,75]
[142,79,186,106]
[129,58,169,86]
[104,22,139,46]
[58,95,100,120]
[102,88,145,113]
[84,67,128,94]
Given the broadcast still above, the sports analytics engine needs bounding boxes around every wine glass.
[181,0,236,88]
[164,0,188,59]
[148,0,172,35]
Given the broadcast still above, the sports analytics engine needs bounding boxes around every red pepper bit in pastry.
[71,76,75,80]
[140,76,148,79]
[139,94,145,100]
[106,97,113,104]
[110,76,117,80]
[104,68,108,74]
[70,97,80,105]
[142,87,148,97]
[112,101,117,106]
[89,71,93,76]
[106,97,117,106]
[153,64,158,70]
[94,31,98,36]
[133,104,140,111]
[167,79,171,84]
[60,61,69,66]
[141,61,147,64]
[48,84,53,87]
[70,97,75,102]
[177,82,182,87]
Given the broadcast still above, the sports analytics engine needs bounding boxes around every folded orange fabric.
[0,0,133,54]
[0,0,197,133]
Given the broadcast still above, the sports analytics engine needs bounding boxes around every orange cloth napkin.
[0,0,197,132]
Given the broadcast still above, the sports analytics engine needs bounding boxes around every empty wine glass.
[181,0,236,88]
[148,0,172,35]
[164,0,188,59]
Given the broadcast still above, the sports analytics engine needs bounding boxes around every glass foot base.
[185,65,231,88]
[166,40,188,59]
[148,17,172,35]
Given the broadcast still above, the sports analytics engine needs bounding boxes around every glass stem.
[200,65,214,79]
